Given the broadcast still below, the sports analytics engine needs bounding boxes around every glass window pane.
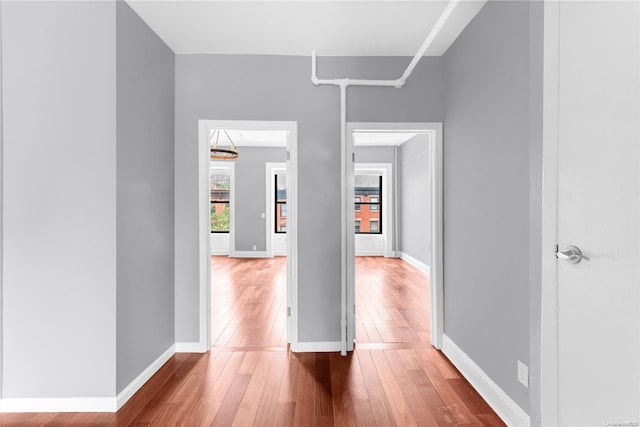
[370,220,379,233]
[276,174,287,199]
[210,170,230,233]
[211,202,230,232]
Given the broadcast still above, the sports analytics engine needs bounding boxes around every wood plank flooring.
[0,257,504,426]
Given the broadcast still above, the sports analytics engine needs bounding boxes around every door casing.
[345,122,444,351]
[198,120,298,351]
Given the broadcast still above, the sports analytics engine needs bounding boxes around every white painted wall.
[2,0,117,399]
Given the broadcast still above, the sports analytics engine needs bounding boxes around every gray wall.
[443,0,531,413]
[115,1,175,393]
[175,55,444,343]
[354,145,394,164]
[233,147,286,252]
[399,134,430,265]
[1,1,117,397]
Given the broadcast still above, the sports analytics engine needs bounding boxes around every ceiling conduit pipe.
[311,0,459,356]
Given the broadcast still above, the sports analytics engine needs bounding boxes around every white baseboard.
[175,341,209,353]
[355,251,385,256]
[0,345,177,413]
[231,251,269,258]
[0,397,117,413]
[441,335,530,427]
[290,341,341,353]
[210,250,229,256]
[399,251,430,275]
[116,344,175,410]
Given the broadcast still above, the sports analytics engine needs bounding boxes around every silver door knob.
[556,245,590,263]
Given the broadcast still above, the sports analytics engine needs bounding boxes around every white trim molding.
[290,341,342,353]
[0,397,117,413]
[399,251,430,275]
[116,345,175,410]
[442,335,531,427]
[346,122,444,351]
[0,346,176,413]
[199,120,299,353]
[231,251,269,258]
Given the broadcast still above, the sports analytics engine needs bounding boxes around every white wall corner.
[116,344,176,410]
[399,251,430,275]
[0,345,176,413]
[441,335,530,427]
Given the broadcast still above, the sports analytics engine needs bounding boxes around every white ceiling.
[125,1,486,56]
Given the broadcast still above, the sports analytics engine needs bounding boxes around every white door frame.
[198,120,298,351]
[539,2,560,424]
[265,162,287,257]
[345,122,444,350]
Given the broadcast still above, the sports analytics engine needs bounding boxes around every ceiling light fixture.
[210,129,239,160]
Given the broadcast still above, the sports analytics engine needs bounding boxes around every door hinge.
[287,307,291,317]
[287,150,290,161]
[353,304,356,314]
[352,152,355,162]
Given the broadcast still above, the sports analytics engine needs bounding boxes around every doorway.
[197,120,299,351]
[345,122,443,352]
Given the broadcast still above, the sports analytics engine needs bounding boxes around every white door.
[552,2,640,425]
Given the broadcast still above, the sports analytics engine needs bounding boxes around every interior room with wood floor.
[2,1,638,426]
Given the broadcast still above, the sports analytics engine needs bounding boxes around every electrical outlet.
[261,212,265,219]
[517,361,529,388]
[252,245,257,251]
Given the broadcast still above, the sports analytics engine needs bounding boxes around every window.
[275,174,287,233]
[210,172,230,233]
[354,174,382,234]
[370,196,379,211]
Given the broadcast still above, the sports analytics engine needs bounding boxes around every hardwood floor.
[0,257,504,426]
[211,257,288,348]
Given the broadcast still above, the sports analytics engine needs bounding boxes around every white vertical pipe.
[394,146,399,257]
[310,0,460,355]
[339,80,347,356]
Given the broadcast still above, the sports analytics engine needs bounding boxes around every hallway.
[0,257,503,426]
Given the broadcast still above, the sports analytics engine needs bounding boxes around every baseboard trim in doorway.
[441,335,530,427]
[116,344,176,410]
[290,341,341,353]
[399,251,431,275]
[231,251,269,258]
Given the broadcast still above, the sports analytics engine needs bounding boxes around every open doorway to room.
[346,123,443,351]
[197,120,298,351]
